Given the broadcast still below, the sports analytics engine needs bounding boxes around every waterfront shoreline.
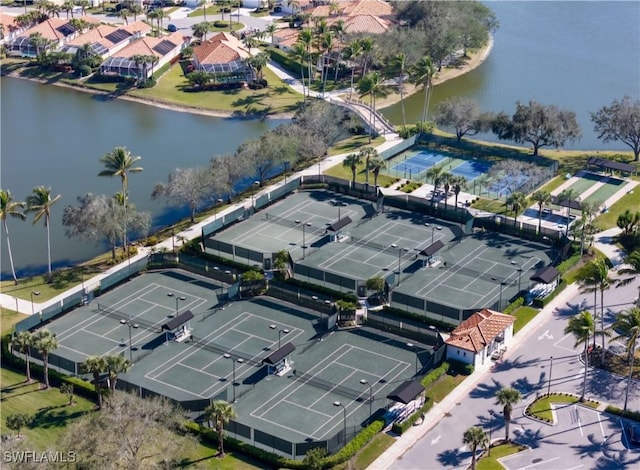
[0,37,492,120]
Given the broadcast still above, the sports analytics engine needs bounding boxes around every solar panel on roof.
[91,42,108,56]
[58,24,76,36]
[153,40,175,56]
[105,29,131,44]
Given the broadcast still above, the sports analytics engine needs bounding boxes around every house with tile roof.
[191,32,254,84]
[444,309,515,368]
[100,32,188,80]
[62,21,151,59]
[7,16,100,57]
[0,13,29,45]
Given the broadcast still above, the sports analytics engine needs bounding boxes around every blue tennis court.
[390,151,447,177]
[450,161,491,181]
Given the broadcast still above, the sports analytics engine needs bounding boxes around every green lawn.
[327,134,385,156]
[511,306,538,333]
[129,62,301,115]
[324,161,398,188]
[471,197,507,214]
[1,308,28,335]
[0,368,95,449]
[351,433,396,470]
[526,393,599,422]
[427,373,467,403]
[592,186,640,230]
[476,442,527,470]
[536,175,565,194]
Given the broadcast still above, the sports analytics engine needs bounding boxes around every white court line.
[177,361,221,379]
[306,366,362,410]
[143,373,207,398]
[281,399,335,419]
[553,334,578,353]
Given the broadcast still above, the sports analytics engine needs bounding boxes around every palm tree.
[130,3,142,21]
[105,354,131,393]
[320,31,334,98]
[1,190,26,285]
[119,7,130,25]
[357,71,389,143]
[441,172,453,210]
[33,329,58,389]
[25,186,61,279]
[11,331,34,383]
[289,42,308,101]
[343,153,362,184]
[610,307,640,411]
[576,258,612,358]
[265,23,277,46]
[506,192,527,225]
[358,146,377,187]
[558,187,581,236]
[205,400,237,457]
[297,29,314,98]
[248,51,269,82]
[99,147,143,256]
[193,21,211,41]
[564,310,596,400]
[495,387,522,441]
[426,166,444,207]
[617,249,640,289]
[530,190,551,233]
[391,52,408,130]
[358,36,373,78]
[82,355,108,409]
[62,0,75,18]
[287,0,299,15]
[451,175,468,210]
[368,157,385,188]
[462,426,488,470]
[77,0,89,15]
[411,55,436,125]
[343,39,362,99]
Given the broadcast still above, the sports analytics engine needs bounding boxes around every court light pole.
[547,356,553,396]
[214,198,224,221]
[283,161,290,187]
[491,278,506,310]
[30,291,40,318]
[360,379,373,418]
[168,293,186,316]
[269,325,290,349]
[333,401,347,444]
[295,220,312,260]
[120,319,140,364]
[407,342,418,375]
[425,223,435,245]
[224,354,244,403]
[511,260,523,294]
[251,181,259,211]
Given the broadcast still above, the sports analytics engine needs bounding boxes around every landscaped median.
[524,392,600,424]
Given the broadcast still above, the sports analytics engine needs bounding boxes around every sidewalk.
[367,282,581,470]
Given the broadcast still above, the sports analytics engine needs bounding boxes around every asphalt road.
[390,278,640,470]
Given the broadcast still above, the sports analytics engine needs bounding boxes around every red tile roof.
[66,24,117,47]
[310,0,394,34]
[112,32,185,59]
[445,309,515,353]
[192,32,249,65]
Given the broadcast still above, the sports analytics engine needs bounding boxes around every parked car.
[167,24,177,32]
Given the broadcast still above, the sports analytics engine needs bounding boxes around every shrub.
[391,399,433,435]
[421,362,450,388]
[213,20,229,28]
[605,405,640,422]
[503,296,524,314]
[77,64,92,77]
[448,358,474,375]
[137,77,156,88]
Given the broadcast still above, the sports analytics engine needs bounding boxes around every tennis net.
[290,370,367,402]
[347,236,419,259]
[263,213,327,236]
[189,334,262,366]
[96,304,159,332]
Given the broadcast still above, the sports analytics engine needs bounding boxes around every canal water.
[2,0,639,278]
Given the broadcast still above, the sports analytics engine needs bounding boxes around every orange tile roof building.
[192,32,251,79]
[62,21,151,58]
[0,13,28,44]
[444,309,515,368]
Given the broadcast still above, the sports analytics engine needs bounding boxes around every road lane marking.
[430,435,441,445]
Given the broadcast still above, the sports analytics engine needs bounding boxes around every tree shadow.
[469,377,504,399]
[29,405,88,430]
[437,447,470,467]
[592,450,640,470]
[512,426,549,449]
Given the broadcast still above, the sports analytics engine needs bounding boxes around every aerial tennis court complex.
[43,269,434,457]
[206,189,554,321]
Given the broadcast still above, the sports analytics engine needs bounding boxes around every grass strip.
[476,442,527,470]
[512,306,538,334]
[526,393,599,422]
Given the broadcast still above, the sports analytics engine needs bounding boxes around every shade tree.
[492,100,581,155]
[152,167,218,223]
[591,96,640,161]
[435,97,493,142]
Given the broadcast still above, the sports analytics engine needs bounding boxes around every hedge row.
[421,362,450,388]
[503,296,525,314]
[532,279,567,308]
[185,417,385,469]
[605,405,640,422]
[267,47,307,78]
[447,358,474,375]
[391,399,433,435]
[381,306,456,333]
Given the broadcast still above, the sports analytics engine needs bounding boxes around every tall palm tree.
[610,307,640,411]
[411,55,436,125]
[297,29,314,98]
[462,426,488,470]
[205,400,237,457]
[441,172,453,210]
[495,387,522,441]
[368,157,385,188]
[265,22,277,46]
[11,331,34,383]
[33,329,58,389]
[530,190,551,233]
[358,146,377,187]
[344,38,362,99]
[0,190,26,285]
[564,310,596,400]
[506,192,527,225]
[426,166,444,207]
[558,187,580,236]
[343,153,362,184]
[287,0,299,15]
[99,147,143,255]
[357,71,389,143]
[82,355,108,409]
[391,52,408,130]
[320,31,334,98]
[358,36,373,78]
[451,175,468,210]
[576,258,612,358]
[25,186,61,279]
[617,249,640,290]
[105,354,131,393]
[289,42,308,101]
